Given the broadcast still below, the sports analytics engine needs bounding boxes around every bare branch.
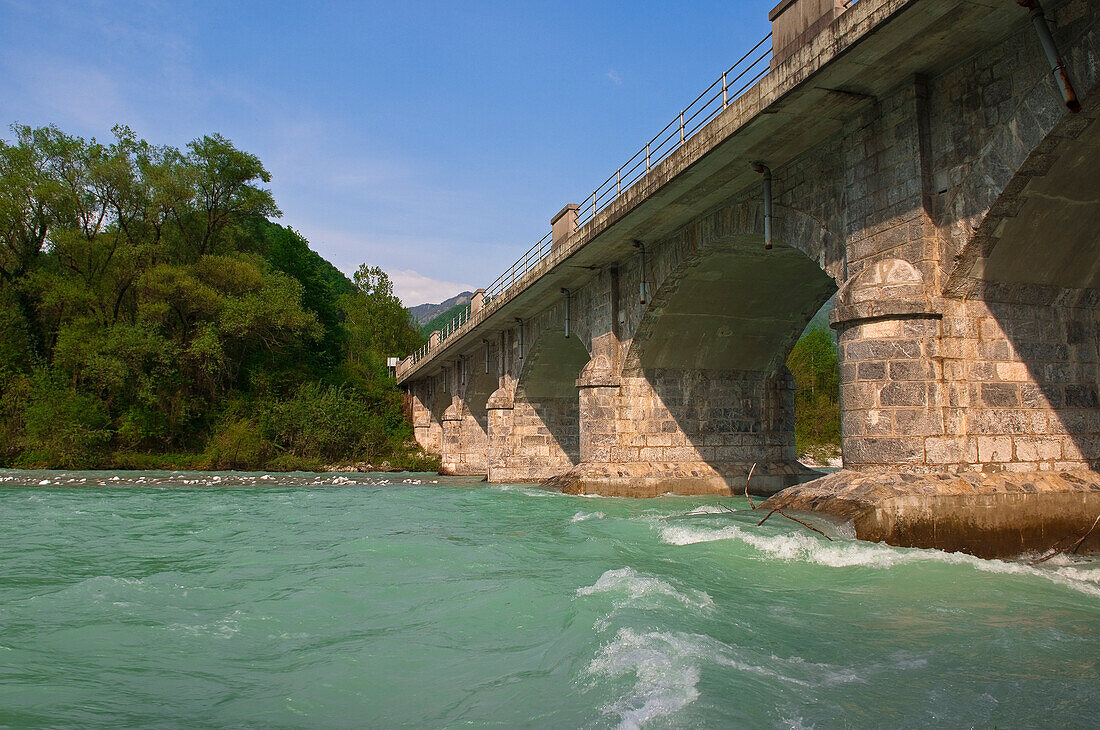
[1030,513,1100,564]
[744,462,757,509]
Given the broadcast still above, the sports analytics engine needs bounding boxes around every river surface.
[1,469,1098,728]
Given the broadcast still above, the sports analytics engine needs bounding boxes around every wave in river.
[577,566,714,611]
[659,522,1100,598]
[584,625,866,730]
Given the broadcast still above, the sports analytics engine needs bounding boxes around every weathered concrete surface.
[761,470,1100,558]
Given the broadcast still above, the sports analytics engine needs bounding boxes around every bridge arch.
[943,99,1100,301]
[569,203,842,495]
[439,347,498,476]
[488,328,589,481]
[625,202,839,375]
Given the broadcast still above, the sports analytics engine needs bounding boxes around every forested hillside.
[0,124,432,470]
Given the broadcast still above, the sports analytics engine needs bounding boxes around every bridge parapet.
[770,0,850,68]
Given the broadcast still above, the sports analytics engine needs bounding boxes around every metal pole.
[751,162,773,250]
[633,240,647,304]
[722,72,728,107]
[679,111,685,143]
[561,289,571,338]
[1018,0,1080,112]
[645,143,650,172]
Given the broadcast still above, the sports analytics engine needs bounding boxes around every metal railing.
[410,302,472,364]
[404,32,773,373]
[572,33,773,234]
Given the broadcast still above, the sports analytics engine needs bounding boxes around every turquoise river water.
[1,469,1098,728]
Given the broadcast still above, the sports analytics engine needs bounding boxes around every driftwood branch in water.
[744,463,757,510]
[757,506,833,541]
[757,508,780,526]
[666,461,833,542]
[776,510,833,541]
[1030,513,1100,565]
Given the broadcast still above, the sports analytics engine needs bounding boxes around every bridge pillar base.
[541,460,816,498]
[440,398,489,477]
[762,468,1100,558]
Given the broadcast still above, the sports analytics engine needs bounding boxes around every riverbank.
[5,448,441,475]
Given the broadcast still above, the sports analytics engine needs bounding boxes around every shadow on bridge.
[509,329,589,479]
[620,234,838,494]
[935,99,1100,472]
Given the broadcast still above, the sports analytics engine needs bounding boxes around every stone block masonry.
[400,0,1100,552]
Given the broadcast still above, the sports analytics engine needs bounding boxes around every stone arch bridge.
[397,0,1100,553]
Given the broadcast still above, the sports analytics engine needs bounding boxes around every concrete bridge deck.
[397,0,1100,556]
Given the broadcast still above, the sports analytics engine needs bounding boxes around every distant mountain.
[407,291,474,327]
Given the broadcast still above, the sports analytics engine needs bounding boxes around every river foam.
[577,567,715,612]
[659,522,1100,598]
[584,628,711,730]
[585,626,863,729]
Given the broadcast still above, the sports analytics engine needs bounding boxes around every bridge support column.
[440,399,462,475]
[485,384,515,481]
[409,384,442,456]
[440,397,489,476]
[544,356,809,497]
[575,349,620,465]
[832,259,950,470]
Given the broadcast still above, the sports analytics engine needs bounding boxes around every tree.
[786,326,840,455]
[342,264,422,363]
[0,123,428,470]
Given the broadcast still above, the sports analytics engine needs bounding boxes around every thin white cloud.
[3,56,136,132]
[387,269,474,307]
[281,224,511,291]
[605,69,622,85]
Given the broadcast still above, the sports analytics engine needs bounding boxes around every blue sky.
[0,1,774,305]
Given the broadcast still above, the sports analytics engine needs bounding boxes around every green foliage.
[343,264,423,361]
[786,326,840,456]
[202,416,275,471]
[262,382,401,461]
[0,123,426,471]
[19,370,112,468]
